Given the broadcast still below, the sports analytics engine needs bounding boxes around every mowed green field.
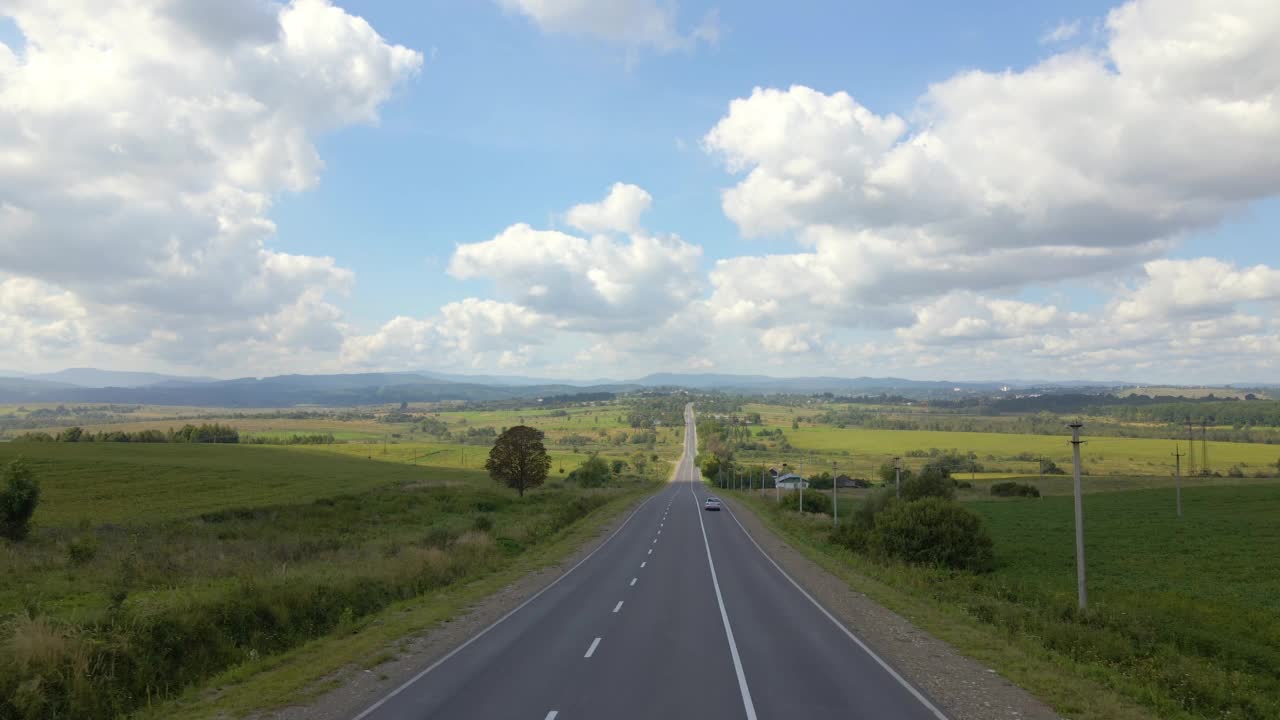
[0,442,447,525]
[969,484,1280,716]
[973,484,1280,611]
[286,440,594,476]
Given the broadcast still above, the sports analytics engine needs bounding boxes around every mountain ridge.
[0,368,1267,408]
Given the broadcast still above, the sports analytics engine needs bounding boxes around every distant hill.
[630,373,1007,394]
[13,368,219,388]
[0,371,638,407]
[0,376,83,399]
[415,370,622,387]
[0,367,1268,408]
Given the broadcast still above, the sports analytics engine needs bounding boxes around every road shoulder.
[723,495,1061,720]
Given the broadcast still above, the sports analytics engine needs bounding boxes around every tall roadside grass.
[0,478,638,720]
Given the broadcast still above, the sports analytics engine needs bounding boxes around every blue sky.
[272,0,1132,325]
[1,0,1277,382]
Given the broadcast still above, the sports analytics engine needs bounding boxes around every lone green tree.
[486,426,551,497]
[0,459,40,541]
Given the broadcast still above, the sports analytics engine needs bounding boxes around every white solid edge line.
[613,600,624,613]
[721,503,950,720]
[692,482,758,720]
[350,494,655,720]
[584,636,602,658]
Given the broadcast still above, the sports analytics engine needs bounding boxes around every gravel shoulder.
[722,495,1061,720]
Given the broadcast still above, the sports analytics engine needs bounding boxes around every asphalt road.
[354,406,949,720]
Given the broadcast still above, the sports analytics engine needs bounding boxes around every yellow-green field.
[730,403,1280,481]
[786,425,1277,475]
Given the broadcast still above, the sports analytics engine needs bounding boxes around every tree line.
[812,407,1280,443]
[14,423,240,443]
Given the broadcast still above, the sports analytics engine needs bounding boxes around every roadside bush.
[868,498,994,572]
[422,525,457,548]
[851,488,895,531]
[568,454,612,488]
[877,463,912,485]
[779,490,832,515]
[0,459,40,541]
[472,515,494,532]
[548,495,608,534]
[830,522,869,551]
[67,535,98,565]
[900,472,956,502]
[990,481,1041,498]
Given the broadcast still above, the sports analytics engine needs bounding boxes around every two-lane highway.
[355,406,947,719]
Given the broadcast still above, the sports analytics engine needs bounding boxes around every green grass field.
[0,437,661,720]
[972,484,1280,611]
[734,481,1280,719]
[0,442,441,525]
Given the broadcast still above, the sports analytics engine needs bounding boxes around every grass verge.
[136,481,655,720]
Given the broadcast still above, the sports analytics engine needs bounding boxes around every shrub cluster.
[900,472,956,502]
[0,460,40,542]
[990,481,1041,498]
[831,488,994,573]
[867,498,994,572]
[243,433,336,445]
[778,490,832,515]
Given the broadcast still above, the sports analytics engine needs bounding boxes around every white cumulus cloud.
[565,182,653,234]
[0,0,421,372]
[449,185,703,332]
[700,0,1280,368]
